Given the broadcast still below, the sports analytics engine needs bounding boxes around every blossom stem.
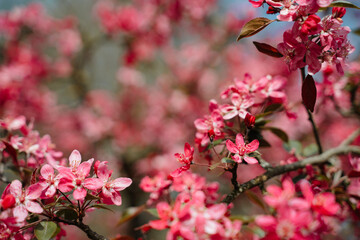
[300,67,323,154]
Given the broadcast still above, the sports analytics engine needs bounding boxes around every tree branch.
[223,145,360,204]
[53,217,108,240]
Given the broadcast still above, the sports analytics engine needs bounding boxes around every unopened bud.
[208,129,215,142]
[245,113,256,128]
[1,194,16,210]
[332,7,346,18]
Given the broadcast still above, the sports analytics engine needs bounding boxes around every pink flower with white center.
[260,75,287,102]
[194,109,224,136]
[221,74,268,99]
[57,150,103,201]
[226,134,259,164]
[95,161,132,206]
[9,180,43,222]
[170,143,194,177]
[38,164,60,198]
[220,93,254,120]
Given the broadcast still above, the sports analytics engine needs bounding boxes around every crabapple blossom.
[95,161,132,206]
[170,143,194,177]
[9,180,43,222]
[226,133,259,164]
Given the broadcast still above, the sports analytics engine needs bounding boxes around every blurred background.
[0,0,359,239]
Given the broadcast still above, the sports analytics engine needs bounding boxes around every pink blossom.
[226,133,259,164]
[221,93,254,120]
[170,143,194,177]
[57,150,103,200]
[96,161,132,206]
[9,180,43,222]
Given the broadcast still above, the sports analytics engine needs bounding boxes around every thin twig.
[223,145,360,204]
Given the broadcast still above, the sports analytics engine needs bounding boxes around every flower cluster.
[195,73,288,149]
[256,178,341,239]
[141,172,242,239]
[0,144,132,239]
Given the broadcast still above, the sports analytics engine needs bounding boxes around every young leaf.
[92,204,115,213]
[302,75,317,112]
[56,208,78,221]
[221,157,235,164]
[34,221,58,240]
[237,18,275,41]
[329,0,360,9]
[253,42,283,58]
[265,127,289,142]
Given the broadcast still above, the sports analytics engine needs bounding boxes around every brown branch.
[223,145,360,204]
[53,217,108,240]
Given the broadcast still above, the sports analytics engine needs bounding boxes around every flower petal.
[244,156,258,164]
[226,140,239,154]
[69,150,82,169]
[110,177,133,191]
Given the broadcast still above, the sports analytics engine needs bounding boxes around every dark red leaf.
[302,75,317,112]
[253,41,283,58]
[237,17,275,41]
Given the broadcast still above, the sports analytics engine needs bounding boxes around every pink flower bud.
[245,113,256,128]
[300,14,321,35]
[208,129,215,142]
[332,7,346,18]
[1,194,16,210]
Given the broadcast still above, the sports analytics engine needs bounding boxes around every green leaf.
[329,0,360,9]
[259,138,271,148]
[265,127,289,142]
[303,143,318,157]
[146,208,159,218]
[283,140,302,155]
[34,221,58,240]
[221,157,235,164]
[55,208,78,221]
[245,191,267,211]
[92,204,114,213]
[85,192,100,201]
[206,139,224,150]
[353,28,360,36]
[264,103,283,113]
[237,17,275,41]
[209,162,222,170]
[117,206,145,226]
[253,41,283,58]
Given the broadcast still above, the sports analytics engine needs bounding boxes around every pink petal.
[110,191,122,206]
[58,178,74,192]
[13,205,28,222]
[222,110,238,120]
[235,134,245,147]
[299,180,314,202]
[73,187,87,200]
[194,119,208,131]
[26,183,43,200]
[226,140,239,154]
[25,200,43,214]
[45,185,56,198]
[246,139,259,153]
[232,154,242,163]
[184,143,194,158]
[97,161,112,181]
[110,177,132,191]
[40,164,54,180]
[77,159,94,178]
[207,204,227,219]
[244,156,258,164]
[10,180,22,197]
[69,150,82,169]
[83,178,103,190]
[149,220,168,230]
